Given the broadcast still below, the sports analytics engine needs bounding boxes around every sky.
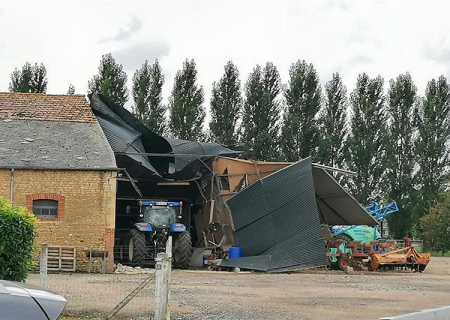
[1,0,450,111]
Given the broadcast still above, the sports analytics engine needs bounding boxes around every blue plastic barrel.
[228,247,243,259]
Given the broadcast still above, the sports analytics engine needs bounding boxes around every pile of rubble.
[114,263,154,274]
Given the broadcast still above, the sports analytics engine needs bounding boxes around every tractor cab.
[136,200,186,233]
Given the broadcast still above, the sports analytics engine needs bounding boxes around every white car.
[0,280,66,320]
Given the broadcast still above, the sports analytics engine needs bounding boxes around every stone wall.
[0,169,117,272]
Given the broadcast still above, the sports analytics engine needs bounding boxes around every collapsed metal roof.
[89,94,240,181]
[220,158,377,273]
[313,167,378,226]
[222,158,327,272]
[166,138,237,171]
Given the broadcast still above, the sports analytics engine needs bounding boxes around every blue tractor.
[127,200,192,269]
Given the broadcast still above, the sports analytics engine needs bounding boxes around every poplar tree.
[88,53,129,106]
[345,73,387,204]
[169,59,205,140]
[132,59,166,135]
[281,60,321,161]
[241,62,281,161]
[9,62,48,93]
[209,61,242,145]
[318,73,347,168]
[385,73,417,237]
[414,76,450,221]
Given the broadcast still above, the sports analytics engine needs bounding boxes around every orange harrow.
[369,246,431,272]
[326,239,431,272]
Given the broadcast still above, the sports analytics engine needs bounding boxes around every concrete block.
[189,247,205,267]
[344,266,354,274]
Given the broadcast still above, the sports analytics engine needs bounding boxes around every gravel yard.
[27,257,450,320]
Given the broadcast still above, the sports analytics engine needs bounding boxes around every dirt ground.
[27,257,450,320]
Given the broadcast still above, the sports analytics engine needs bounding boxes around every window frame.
[26,194,65,221]
[33,199,59,218]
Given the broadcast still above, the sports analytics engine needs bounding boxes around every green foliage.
[420,193,450,254]
[414,76,450,221]
[345,73,387,204]
[88,53,129,106]
[169,59,205,140]
[0,197,37,281]
[209,61,243,145]
[9,62,48,93]
[385,73,417,237]
[132,59,166,135]
[67,84,75,95]
[241,62,281,161]
[317,72,347,168]
[281,60,321,161]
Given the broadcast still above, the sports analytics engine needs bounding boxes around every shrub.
[420,193,450,255]
[0,197,38,281]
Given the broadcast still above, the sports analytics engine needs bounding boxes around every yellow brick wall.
[0,169,117,272]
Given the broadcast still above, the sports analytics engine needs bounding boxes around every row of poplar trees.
[8,54,450,238]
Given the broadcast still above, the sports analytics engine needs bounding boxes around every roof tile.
[0,92,96,123]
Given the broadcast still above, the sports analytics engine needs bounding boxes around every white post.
[166,236,172,320]
[40,243,48,288]
[154,252,170,320]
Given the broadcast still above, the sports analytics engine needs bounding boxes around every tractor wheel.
[338,255,351,271]
[128,229,146,266]
[173,232,192,269]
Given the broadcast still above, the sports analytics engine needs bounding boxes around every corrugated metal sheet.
[167,138,237,171]
[89,93,241,180]
[312,167,378,226]
[90,94,137,132]
[222,158,326,272]
[96,116,140,152]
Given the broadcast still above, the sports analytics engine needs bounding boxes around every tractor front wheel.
[338,255,351,271]
[173,232,192,269]
[129,229,146,266]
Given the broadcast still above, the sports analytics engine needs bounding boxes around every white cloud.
[98,15,143,44]
[1,0,450,111]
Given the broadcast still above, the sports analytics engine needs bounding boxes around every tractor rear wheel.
[173,231,192,269]
[128,229,146,266]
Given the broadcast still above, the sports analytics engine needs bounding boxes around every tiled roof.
[0,120,117,170]
[0,93,97,123]
[0,93,116,170]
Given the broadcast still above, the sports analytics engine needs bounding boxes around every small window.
[219,168,230,191]
[33,200,58,218]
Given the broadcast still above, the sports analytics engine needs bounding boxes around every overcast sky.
[1,0,450,110]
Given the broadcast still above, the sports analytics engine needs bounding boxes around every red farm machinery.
[326,239,431,272]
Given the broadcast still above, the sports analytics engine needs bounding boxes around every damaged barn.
[89,93,377,272]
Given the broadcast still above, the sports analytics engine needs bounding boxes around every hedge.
[0,197,37,281]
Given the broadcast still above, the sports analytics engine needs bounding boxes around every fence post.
[40,243,48,288]
[166,236,172,320]
[154,246,171,320]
